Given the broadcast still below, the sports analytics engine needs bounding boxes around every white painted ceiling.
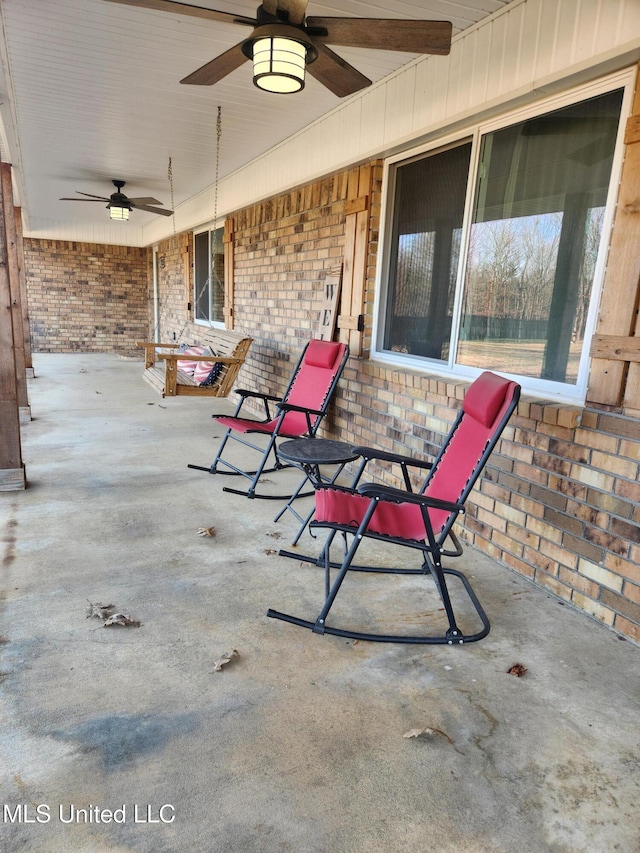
[0,0,513,244]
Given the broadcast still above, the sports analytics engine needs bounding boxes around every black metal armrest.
[357,482,463,514]
[352,446,433,470]
[235,389,282,402]
[221,389,283,421]
[276,402,325,417]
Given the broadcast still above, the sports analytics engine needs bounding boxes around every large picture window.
[378,80,628,399]
[194,226,224,325]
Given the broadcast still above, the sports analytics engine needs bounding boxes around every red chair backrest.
[421,372,520,536]
[314,371,519,542]
[278,340,348,435]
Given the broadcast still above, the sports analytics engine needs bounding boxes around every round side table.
[274,438,361,545]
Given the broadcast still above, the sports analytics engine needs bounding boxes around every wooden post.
[0,162,26,489]
[14,207,33,377]
[338,165,373,357]
[0,164,29,421]
[587,65,640,408]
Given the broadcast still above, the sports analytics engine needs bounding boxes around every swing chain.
[212,105,221,234]
[156,108,223,345]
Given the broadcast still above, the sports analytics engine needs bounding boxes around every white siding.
[143,0,640,245]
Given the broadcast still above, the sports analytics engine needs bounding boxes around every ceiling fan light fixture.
[242,24,317,94]
[253,36,306,93]
[109,204,130,221]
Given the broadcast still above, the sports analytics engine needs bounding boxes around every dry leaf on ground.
[198,526,216,537]
[212,649,239,671]
[86,601,115,620]
[103,613,142,628]
[507,663,528,677]
[403,726,454,743]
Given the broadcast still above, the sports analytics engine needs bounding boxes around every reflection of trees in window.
[395,232,435,317]
[574,207,604,341]
[462,206,603,371]
[210,228,225,321]
[385,142,472,360]
[194,226,224,324]
[381,86,623,388]
[459,88,622,382]
[463,215,561,338]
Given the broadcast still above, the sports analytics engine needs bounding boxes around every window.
[378,79,629,400]
[384,142,471,361]
[194,226,224,325]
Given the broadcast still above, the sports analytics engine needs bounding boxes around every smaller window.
[194,226,224,324]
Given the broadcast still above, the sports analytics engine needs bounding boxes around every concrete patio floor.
[1,353,639,853]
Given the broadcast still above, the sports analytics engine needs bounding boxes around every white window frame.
[372,68,635,404]
[193,223,225,328]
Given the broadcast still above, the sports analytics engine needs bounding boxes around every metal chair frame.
[189,340,349,499]
[268,374,520,643]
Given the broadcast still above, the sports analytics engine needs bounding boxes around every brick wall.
[327,363,640,643]
[24,239,150,353]
[82,166,640,644]
[153,233,191,342]
[231,172,362,386]
[153,166,382,388]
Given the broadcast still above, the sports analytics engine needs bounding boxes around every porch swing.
[137,109,253,397]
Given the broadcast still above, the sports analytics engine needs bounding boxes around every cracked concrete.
[0,353,639,853]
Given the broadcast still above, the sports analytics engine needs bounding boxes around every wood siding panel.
[383,68,416,146]
[588,65,640,407]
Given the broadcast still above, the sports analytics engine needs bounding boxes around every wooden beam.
[345,195,368,216]
[340,165,372,357]
[337,314,363,331]
[13,207,33,375]
[0,161,25,489]
[587,64,640,407]
[590,335,640,361]
[1,164,29,417]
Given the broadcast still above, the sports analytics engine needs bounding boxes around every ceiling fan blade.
[101,0,256,27]
[59,197,107,202]
[75,192,111,200]
[127,196,163,205]
[307,43,371,98]
[263,0,308,25]
[131,203,174,216]
[181,42,248,85]
[306,18,453,55]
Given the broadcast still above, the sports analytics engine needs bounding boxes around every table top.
[278,438,360,466]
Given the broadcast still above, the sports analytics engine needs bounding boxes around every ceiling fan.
[59,180,174,219]
[102,0,452,97]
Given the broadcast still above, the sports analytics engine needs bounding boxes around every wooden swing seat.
[137,327,253,398]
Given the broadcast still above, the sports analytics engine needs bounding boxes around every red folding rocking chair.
[267,371,520,643]
[189,339,349,499]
